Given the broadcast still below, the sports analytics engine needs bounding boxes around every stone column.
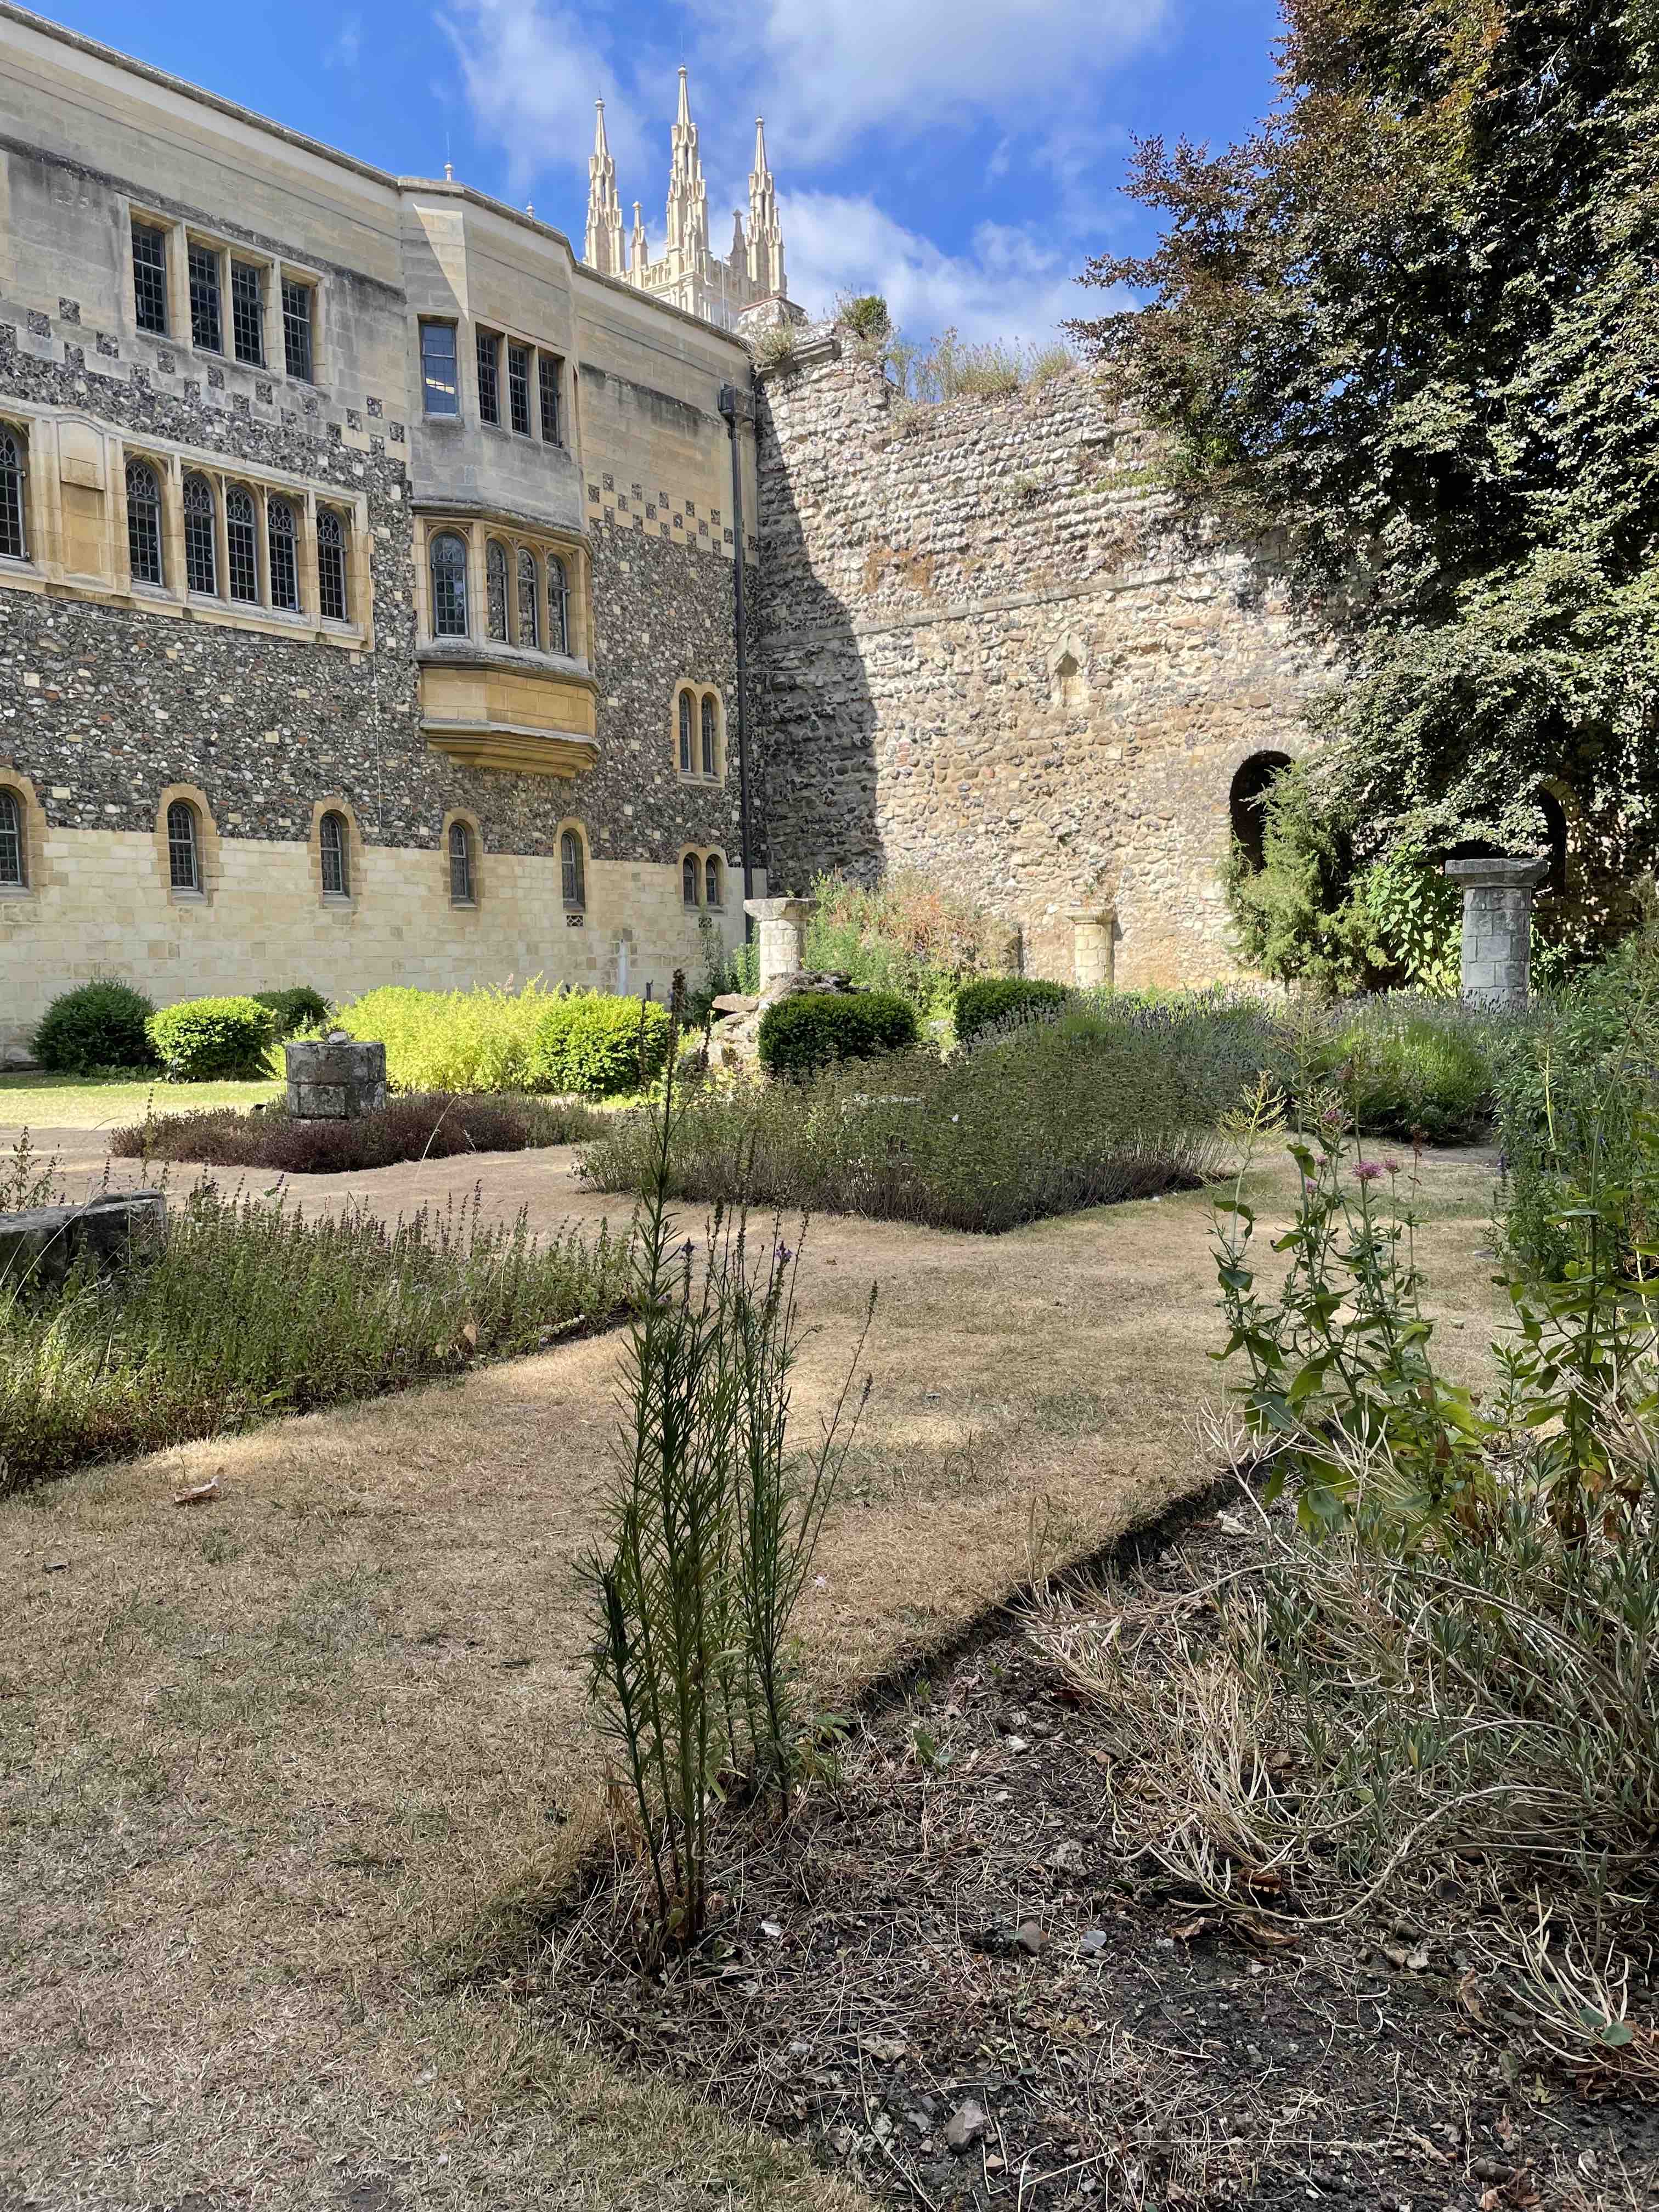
[1069,908,1115,990]
[1443,858,1548,1010]
[744,896,818,992]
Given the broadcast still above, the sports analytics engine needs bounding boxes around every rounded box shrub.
[528,994,672,1096]
[954,976,1070,1043]
[146,995,275,1082]
[32,978,156,1074]
[758,990,918,1079]
[253,985,330,1040]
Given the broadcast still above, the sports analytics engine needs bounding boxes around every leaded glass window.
[0,789,24,888]
[706,855,723,908]
[539,354,561,444]
[183,473,216,595]
[421,321,458,416]
[449,820,475,905]
[282,279,313,382]
[317,509,347,622]
[507,342,532,435]
[132,222,168,335]
[548,555,569,654]
[430,531,468,636]
[0,428,27,561]
[126,459,163,586]
[167,800,201,891]
[230,261,264,365]
[701,695,717,778]
[682,854,698,907]
[516,547,539,647]
[561,827,585,909]
[267,495,298,611]
[225,485,259,603]
[678,690,693,775]
[476,330,500,425]
[189,242,221,351]
[486,540,508,641]
[319,810,349,897]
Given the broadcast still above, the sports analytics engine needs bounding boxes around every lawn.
[0,1068,283,1129]
[0,1142,1509,2209]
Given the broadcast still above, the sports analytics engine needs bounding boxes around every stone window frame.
[558,819,589,913]
[415,514,588,665]
[123,202,328,390]
[679,845,730,912]
[460,315,565,447]
[0,764,46,899]
[154,782,221,907]
[671,683,726,785]
[309,797,363,910]
[0,417,33,567]
[443,810,484,913]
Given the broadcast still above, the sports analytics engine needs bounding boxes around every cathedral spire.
[584,98,625,276]
[747,114,785,298]
[631,199,648,276]
[664,64,709,266]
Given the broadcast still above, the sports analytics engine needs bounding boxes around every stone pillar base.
[744,896,819,993]
[1444,858,1548,1011]
[285,1036,388,1119]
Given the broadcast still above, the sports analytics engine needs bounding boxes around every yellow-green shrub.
[336,980,665,1096]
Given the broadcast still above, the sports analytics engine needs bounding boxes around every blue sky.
[45,0,1283,342]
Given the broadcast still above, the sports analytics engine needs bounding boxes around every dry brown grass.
[0,1138,1508,2208]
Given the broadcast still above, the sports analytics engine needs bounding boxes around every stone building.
[0,5,766,1056]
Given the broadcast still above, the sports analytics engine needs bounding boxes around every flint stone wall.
[753,340,1336,987]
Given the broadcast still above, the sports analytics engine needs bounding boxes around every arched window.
[319,809,349,898]
[317,509,348,623]
[267,495,298,612]
[1228,751,1292,874]
[448,820,475,905]
[167,799,201,892]
[548,555,569,654]
[705,854,723,909]
[682,853,699,906]
[0,427,26,561]
[560,826,585,910]
[678,690,693,776]
[183,473,217,595]
[125,458,163,586]
[0,788,25,888]
[516,546,539,647]
[701,694,718,779]
[486,540,509,642]
[225,484,259,603]
[430,531,469,637]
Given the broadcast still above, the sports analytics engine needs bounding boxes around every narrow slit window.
[476,330,500,426]
[189,243,222,351]
[230,262,264,365]
[0,428,27,561]
[507,343,532,435]
[548,555,569,654]
[705,855,723,909]
[267,495,298,611]
[126,459,163,586]
[167,800,201,892]
[282,279,314,382]
[317,509,348,622]
[0,789,24,888]
[701,695,717,778]
[561,828,585,909]
[132,222,168,335]
[678,690,693,775]
[538,354,562,444]
[420,321,458,416]
[449,820,475,905]
[319,810,349,898]
[183,473,217,595]
[486,540,508,641]
[682,854,699,907]
[430,531,469,636]
[516,547,539,647]
[225,486,259,603]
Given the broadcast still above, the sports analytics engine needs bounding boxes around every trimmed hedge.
[146,996,275,1082]
[253,985,330,1040]
[954,976,1070,1042]
[32,978,156,1074]
[528,994,672,1097]
[757,990,918,1079]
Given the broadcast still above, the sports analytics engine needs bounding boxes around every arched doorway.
[1228,751,1292,873]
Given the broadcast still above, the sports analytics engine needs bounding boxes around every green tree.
[1074,0,1659,874]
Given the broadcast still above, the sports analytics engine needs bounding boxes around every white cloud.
[325,13,362,72]
[438,0,646,199]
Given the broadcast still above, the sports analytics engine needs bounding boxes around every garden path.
[1,1142,1505,2210]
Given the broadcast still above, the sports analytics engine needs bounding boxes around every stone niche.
[285,1036,387,1119]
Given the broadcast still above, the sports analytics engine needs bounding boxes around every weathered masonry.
[0,5,783,1052]
[752,337,1333,988]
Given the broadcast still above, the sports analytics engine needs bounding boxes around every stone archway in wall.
[1228,751,1293,874]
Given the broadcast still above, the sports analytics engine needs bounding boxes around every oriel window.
[548,555,569,654]
[507,343,532,435]
[516,546,539,647]
[430,531,469,636]
[420,322,459,416]
[486,540,509,641]
[189,243,222,351]
[539,355,562,445]
[267,495,299,612]
[282,279,314,382]
[476,330,500,426]
[230,262,264,365]
[225,485,259,603]
[126,459,164,586]
[132,222,168,335]
[183,473,217,595]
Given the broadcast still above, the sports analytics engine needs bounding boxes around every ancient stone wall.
[753,338,1335,987]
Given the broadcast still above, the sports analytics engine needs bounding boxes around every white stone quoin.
[744,895,817,991]
[1444,857,1549,1009]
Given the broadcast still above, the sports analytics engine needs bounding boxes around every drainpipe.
[718,376,757,905]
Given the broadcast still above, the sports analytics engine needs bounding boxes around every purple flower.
[1353,1160,1385,1183]
[1384,1157,1402,1177]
